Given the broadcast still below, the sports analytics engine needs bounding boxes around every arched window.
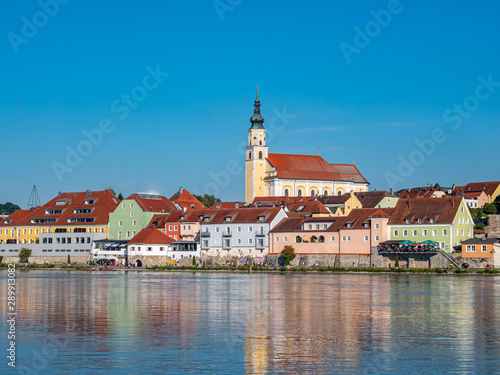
[310,190,315,197]
[295,236,302,243]
[249,151,252,159]
[259,141,262,145]
[297,189,302,197]
[258,151,263,159]
[311,236,317,243]
[284,188,289,197]
[337,190,342,196]
[324,190,328,196]
[319,236,325,243]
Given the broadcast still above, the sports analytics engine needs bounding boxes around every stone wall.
[0,256,90,265]
[488,215,500,238]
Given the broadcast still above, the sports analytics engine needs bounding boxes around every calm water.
[1,270,500,374]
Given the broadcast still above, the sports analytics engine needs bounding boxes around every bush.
[280,245,296,266]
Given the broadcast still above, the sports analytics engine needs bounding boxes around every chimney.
[390,188,394,196]
[58,191,61,197]
[86,190,91,196]
[235,203,239,208]
[179,187,184,194]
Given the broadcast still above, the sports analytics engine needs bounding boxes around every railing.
[200,231,210,237]
[255,230,266,237]
[256,240,265,249]
[222,231,232,237]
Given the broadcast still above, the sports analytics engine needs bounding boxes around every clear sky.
[1,0,499,206]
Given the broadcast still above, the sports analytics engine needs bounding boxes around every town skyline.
[2,1,499,205]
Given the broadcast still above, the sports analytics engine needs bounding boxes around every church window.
[249,151,252,159]
[324,190,328,196]
[258,151,263,159]
[337,190,342,196]
[310,190,315,196]
[259,141,262,145]
[297,189,302,197]
[284,189,289,197]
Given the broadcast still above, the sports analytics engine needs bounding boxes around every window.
[342,236,351,242]
[126,231,130,238]
[417,218,423,224]
[67,238,71,244]
[297,189,302,197]
[132,231,136,237]
[237,227,242,232]
[224,239,231,248]
[174,225,178,231]
[482,245,487,252]
[122,203,125,209]
[429,218,435,223]
[432,229,437,236]
[461,206,464,213]
[422,230,427,236]
[248,151,252,159]
[468,230,471,236]
[331,236,335,242]
[324,190,328,196]
[248,227,253,232]
[403,230,408,237]
[133,220,136,226]
[375,235,380,241]
[405,219,411,224]
[375,223,379,229]
[215,227,220,232]
[466,218,469,224]
[461,230,464,236]
[258,151,263,159]
[364,236,368,242]
[29,229,33,235]
[258,216,265,221]
[319,236,325,243]
[130,203,134,208]
[394,230,399,237]
[337,191,342,196]
[248,238,253,244]
[284,189,289,197]
[275,236,279,242]
[169,225,173,231]
[225,217,232,222]
[466,245,475,252]
[237,238,242,244]
[23,229,26,235]
[443,229,447,236]
[310,190,315,197]
[147,247,152,251]
[202,240,208,248]
[119,220,123,226]
[130,211,134,217]
[160,247,164,251]
[413,230,417,236]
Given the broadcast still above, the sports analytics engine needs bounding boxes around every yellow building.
[245,90,369,204]
[0,190,118,245]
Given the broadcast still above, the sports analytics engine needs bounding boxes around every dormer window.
[204,217,210,222]
[4,220,11,224]
[84,199,95,205]
[258,216,265,221]
[73,208,93,214]
[363,223,369,228]
[180,216,185,221]
[429,218,435,223]
[405,218,411,224]
[45,209,63,215]
[199,215,204,220]
[225,217,232,222]
[417,218,423,224]
[346,223,352,228]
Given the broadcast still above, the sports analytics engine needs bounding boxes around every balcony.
[200,231,210,237]
[255,230,266,237]
[256,240,265,250]
[222,240,231,250]
[222,230,232,237]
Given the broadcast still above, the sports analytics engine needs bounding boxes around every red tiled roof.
[354,191,392,208]
[210,202,246,209]
[0,209,32,226]
[388,197,462,225]
[288,201,330,215]
[126,194,178,213]
[128,227,175,245]
[270,217,306,232]
[267,153,368,183]
[3,191,120,227]
[327,208,393,231]
[456,181,500,197]
[199,207,284,224]
[170,188,206,210]
[251,196,310,206]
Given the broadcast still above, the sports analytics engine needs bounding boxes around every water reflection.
[0,271,499,374]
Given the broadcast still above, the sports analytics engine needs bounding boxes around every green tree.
[105,187,117,196]
[280,245,296,266]
[19,248,32,263]
[395,255,399,268]
[483,203,497,215]
[192,256,196,266]
[117,193,124,201]
[67,255,71,264]
[193,194,221,208]
[0,202,21,215]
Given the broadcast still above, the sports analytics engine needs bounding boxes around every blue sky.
[1,0,499,206]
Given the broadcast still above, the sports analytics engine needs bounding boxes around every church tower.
[245,88,269,204]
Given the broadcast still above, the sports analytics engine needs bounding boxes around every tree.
[117,193,124,201]
[483,203,498,215]
[193,194,221,208]
[67,255,71,265]
[0,202,21,215]
[395,255,399,268]
[280,245,296,266]
[105,187,117,196]
[19,248,32,263]
[192,256,196,266]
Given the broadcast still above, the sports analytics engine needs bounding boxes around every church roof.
[267,153,369,183]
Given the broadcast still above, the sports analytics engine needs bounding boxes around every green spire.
[250,86,265,129]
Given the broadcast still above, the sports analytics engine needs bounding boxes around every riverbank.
[1,263,499,274]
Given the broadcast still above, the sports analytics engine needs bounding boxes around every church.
[245,90,369,204]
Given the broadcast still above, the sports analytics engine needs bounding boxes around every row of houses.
[1,183,498,267]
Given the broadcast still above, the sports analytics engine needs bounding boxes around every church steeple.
[250,86,265,129]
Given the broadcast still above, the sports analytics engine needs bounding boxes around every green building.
[108,194,177,241]
[389,197,473,252]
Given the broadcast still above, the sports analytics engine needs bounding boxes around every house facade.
[199,207,287,260]
[389,197,473,252]
[108,193,178,241]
